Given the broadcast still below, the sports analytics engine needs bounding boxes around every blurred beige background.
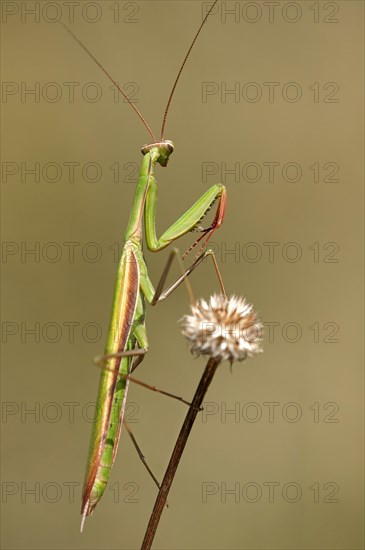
[1,1,364,549]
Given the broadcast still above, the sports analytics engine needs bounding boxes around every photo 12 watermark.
[201,81,340,104]
[201,161,340,184]
[201,480,340,503]
[1,81,139,104]
[1,400,140,425]
[1,160,140,184]
[1,480,139,504]
[1,1,140,24]
[200,401,340,424]
[201,2,340,24]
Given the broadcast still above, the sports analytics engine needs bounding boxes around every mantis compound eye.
[164,140,174,154]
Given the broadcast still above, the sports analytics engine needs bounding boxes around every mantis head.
[141,140,174,167]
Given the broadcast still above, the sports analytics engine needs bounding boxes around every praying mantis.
[62,0,226,531]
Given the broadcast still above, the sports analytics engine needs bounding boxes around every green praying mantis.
[62,0,226,531]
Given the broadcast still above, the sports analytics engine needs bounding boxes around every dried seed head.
[181,294,263,363]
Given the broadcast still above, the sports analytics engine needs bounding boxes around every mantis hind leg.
[93,339,195,407]
[123,420,162,491]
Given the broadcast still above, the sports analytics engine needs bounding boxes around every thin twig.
[141,356,220,550]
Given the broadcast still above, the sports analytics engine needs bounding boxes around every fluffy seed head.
[181,294,263,363]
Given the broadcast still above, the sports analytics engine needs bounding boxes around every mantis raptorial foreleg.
[145,178,226,258]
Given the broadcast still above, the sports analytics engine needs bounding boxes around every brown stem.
[141,356,220,550]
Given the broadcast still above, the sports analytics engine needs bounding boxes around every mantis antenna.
[160,0,218,140]
[59,21,157,142]
[61,1,218,144]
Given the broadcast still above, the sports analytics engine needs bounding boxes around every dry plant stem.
[141,356,220,550]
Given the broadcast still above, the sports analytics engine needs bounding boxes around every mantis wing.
[81,245,140,519]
